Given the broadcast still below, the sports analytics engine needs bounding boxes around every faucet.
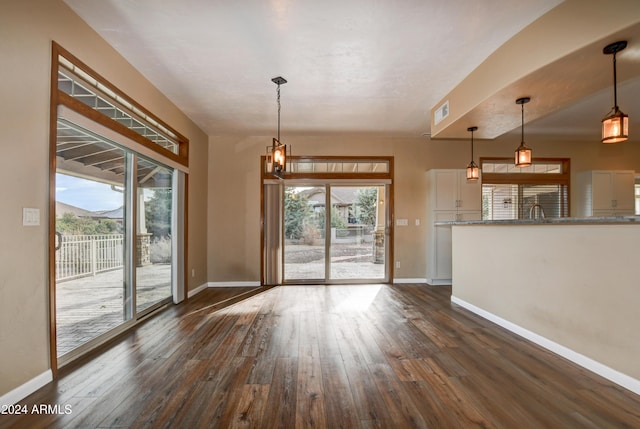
[529,203,546,219]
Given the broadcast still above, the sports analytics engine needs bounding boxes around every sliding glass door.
[55,132,130,357]
[329,186,386,281]
[135,158,173,313]
[283,184,388,283]
[55,119,176,362]
[283,185,326,281]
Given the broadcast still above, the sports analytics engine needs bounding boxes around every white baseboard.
[187,282,209,298]
[451,295,640,396]
[393,278,428,284]
[0,370,53,407]
[426,278,452,285]
[189,282,261,297]
[207,281,261,288]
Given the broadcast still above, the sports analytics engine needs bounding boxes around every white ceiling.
[63,0,638,143]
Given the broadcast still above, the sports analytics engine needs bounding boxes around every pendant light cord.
[521,102,525,143]
[612,51,618,110]
[276,83,281,141]
[470,129,474,160]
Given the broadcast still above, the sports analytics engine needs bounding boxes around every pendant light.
[514,97,532,168]
[269,76,288,178]
[601,41,628,143]
[466,126,479,181]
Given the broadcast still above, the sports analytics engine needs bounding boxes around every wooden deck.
[2,284,639,428]
[56,265,173,356]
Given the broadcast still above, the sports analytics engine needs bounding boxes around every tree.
[284,189,312,240]
[56,212,121,235]
[144,188,172,238]
[356,187,378,227]
[315,206,347,232]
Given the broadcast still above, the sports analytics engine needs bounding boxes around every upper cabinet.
[428,169,482,212]
[576,170,635,217]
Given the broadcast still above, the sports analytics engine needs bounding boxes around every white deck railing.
[56,234,124,281]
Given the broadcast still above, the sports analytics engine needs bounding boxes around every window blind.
[480,158,570,220]
[482,184,568,220]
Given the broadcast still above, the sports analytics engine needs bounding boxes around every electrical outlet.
[191,269,195,278]
[395,261,401,269]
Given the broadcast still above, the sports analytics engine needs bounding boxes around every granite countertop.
[436,216,640,226]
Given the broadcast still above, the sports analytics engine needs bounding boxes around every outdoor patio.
[284,243,385,280]
[56,264,171,356]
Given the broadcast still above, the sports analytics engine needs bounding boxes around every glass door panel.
[55,118,178,361]
[135,158,173,313]
[55,125,130,358]
[329,186,386,280]
[283,185,326,281]
[282,184,388,283]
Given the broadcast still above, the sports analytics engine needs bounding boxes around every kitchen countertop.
[436,216,640,226]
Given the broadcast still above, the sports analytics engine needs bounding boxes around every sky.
[56,173,124,212]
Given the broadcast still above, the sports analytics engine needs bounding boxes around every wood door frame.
[49,42,190,374]
[260,155,394,285]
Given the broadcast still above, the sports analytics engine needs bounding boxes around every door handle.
[55,232,62,251]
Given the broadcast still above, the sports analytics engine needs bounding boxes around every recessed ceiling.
[63,0,640,142]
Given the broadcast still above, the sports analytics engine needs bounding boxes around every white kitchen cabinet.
[429,169,482,211]
[576,170,635,217]
[431,212,455,281]
[426,169,482,284]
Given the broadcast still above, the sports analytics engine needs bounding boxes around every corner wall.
[0,0,208,399]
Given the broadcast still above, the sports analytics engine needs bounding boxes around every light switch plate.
[396,218,408,226]
[23,208,40,226]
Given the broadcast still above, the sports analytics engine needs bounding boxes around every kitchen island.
[448,217,640,395]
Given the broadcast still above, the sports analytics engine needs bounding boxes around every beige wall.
[0,0,208,397]
[207,132,640,283]
[208,135,435,282]
[451,223,640,383]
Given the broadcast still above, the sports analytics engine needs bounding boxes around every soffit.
[431,0,640,142]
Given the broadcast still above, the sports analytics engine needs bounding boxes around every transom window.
[481,158,570,220]
[482,161,563,174]
[289,159,389,174]
[55,49,188,166]
[58,65,179,154]
[262,156,392,180]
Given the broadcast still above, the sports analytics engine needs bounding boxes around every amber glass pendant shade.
[601,41,628,144]
[515,142,532,167]
[271,138,286,175]
[602,108,628,144]
[514,97,531,168]
[466,161,479,181]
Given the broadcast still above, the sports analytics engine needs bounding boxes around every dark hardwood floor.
[2,284,639,428]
